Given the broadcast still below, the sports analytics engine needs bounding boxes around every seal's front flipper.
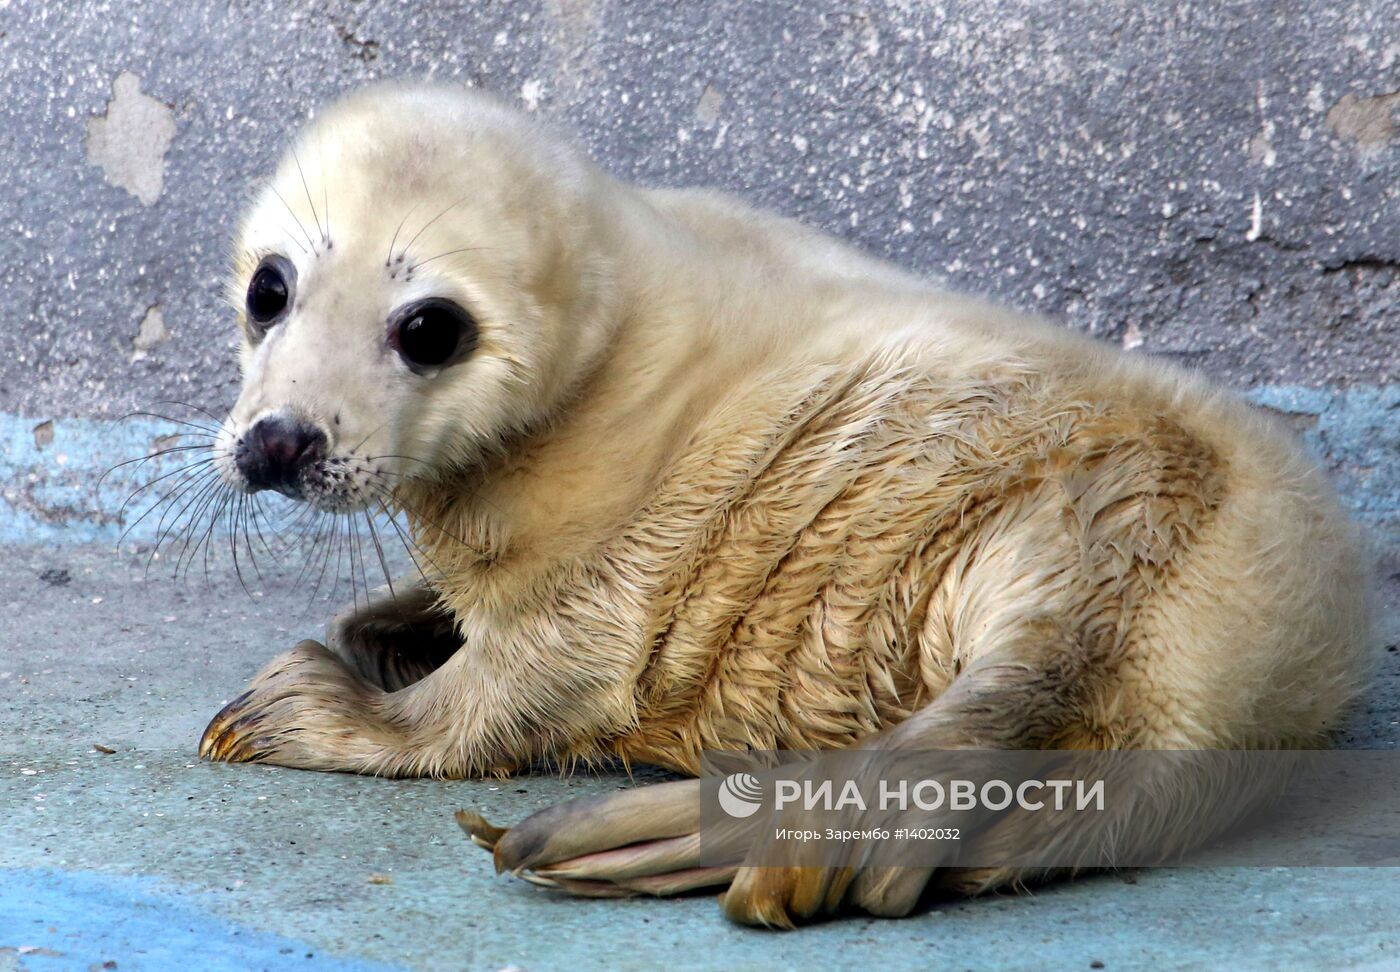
[198,639,401,772]
[326,579,459,691]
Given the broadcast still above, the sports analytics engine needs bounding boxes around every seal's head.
[217,83,616,512]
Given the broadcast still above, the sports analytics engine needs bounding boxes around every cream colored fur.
[200,83,1373,926]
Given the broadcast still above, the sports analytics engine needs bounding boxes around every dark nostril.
[236,416,327,492]
[256,421,312,468]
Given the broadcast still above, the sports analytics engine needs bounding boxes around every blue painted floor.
[0,871,405,972]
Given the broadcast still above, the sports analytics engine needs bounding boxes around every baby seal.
[197,83,1372,927]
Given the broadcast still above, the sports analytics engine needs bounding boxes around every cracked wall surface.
[0,0,1394,542]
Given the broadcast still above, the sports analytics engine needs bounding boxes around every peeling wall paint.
[1326,89,1400,152]
[1249,384,1400,530]
[83,71,176,207]
[130,304,170,362]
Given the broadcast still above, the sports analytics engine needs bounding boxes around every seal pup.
[196,83,1372,927]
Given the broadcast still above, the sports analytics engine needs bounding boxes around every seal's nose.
[235,416,327,493]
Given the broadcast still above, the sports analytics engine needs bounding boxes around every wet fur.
[200,84,1373,926]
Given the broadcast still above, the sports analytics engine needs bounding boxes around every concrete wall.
[1,0,1395,549]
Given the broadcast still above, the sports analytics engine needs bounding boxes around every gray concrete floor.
[2,543,1398,971]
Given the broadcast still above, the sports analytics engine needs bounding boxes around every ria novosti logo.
[714,769,1105,818]
[717,772,765,818]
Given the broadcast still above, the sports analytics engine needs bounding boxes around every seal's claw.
[201,713,261,761]
[455,809,509,852]
[198,690,254,759]
[197,640,384,772]
[197,721,220,760]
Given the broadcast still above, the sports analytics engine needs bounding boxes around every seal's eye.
[390,298,478,372]
[246,256,294,331]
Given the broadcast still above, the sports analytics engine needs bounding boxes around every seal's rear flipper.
[453,636,1100,926]
[458,785,736,898]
